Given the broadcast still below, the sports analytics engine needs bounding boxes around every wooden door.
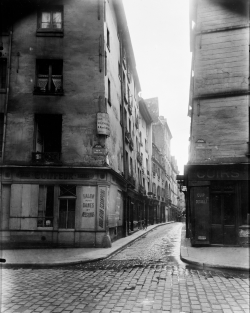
[211,192,237,245]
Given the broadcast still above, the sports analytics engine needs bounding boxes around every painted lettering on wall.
[16,171,95,180]
[81,187,96,229]
[195,169,240,180]
[98,187,106,230]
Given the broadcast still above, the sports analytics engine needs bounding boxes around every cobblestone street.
[1,223,249,313]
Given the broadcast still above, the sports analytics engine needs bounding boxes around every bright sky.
[123,0,192,174]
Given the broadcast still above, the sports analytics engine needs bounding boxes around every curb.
[1,221,175,268]
[179,227,250,272]
[180,254,250,272]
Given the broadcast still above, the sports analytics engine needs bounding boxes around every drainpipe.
[120,37,128,237]
[2,28,13,161]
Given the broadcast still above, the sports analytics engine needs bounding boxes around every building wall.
[4,0,106,166]
[189,0,249,164]
[186,0,250,246]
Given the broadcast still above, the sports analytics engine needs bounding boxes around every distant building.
[145,98,183,223]
[183,0,249,246]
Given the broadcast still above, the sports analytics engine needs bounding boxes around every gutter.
[2,28,12,160]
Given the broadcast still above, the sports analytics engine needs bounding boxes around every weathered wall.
[190,0,249,164]
[4,0,106,165]
[190,96,249,162]
[194,1,249,96]
[104,0,123,172]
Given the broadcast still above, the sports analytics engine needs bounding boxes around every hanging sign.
[97,113,110,136]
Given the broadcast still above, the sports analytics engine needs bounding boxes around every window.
[130,157,133,175]
[33,114,62,163]
[37,185,54,227]
[38,7,63,29]
[0,114,3,157]
[120,104,122,125]
[107,27,110,50]
[0,58,7,90]
[59,185,76,229]
[105,51,107,76]
[34,59,63,94]
[118,61,121,80]
[108,79,111,105]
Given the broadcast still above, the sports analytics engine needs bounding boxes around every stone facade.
[184,0,249,246]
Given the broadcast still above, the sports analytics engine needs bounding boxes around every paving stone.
[1,224,249,313]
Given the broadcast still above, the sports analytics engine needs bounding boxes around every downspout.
[120,36,128,237]
[2,28,12,161]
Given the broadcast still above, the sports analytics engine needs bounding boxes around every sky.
[123,0,192,174]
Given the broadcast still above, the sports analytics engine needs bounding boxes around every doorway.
[210,183,237,245]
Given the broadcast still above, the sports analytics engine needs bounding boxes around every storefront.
[0,167,126,248]
[183,164,249,246]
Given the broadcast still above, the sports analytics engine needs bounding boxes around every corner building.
[0,0,142,247]
[184,0,249,246]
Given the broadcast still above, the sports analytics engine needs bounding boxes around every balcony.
[128,174,135,188]
[137,152,142,165]
[32,152,62,165]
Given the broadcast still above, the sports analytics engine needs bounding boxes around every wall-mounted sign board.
[97,113,110,136]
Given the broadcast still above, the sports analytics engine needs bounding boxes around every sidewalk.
[1,222,249,271]
[180,226,250,271]
[0,222,171,268]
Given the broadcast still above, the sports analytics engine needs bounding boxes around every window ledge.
[0,89,7,94]
[36,29,64,37]
[33,90,64,96]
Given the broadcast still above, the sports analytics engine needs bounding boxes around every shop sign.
[98,186,106,230]
[93,144,106,156]
[187,164,248,181]
[81,186,96,229]
[97,113,110,136]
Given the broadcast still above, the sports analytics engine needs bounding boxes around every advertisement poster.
[81,186,96,229]
[97,186,106,230]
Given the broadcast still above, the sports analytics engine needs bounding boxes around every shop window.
[59,185,76,229]
[33,114,62,164]
[0,114,3,157]
[34,59,63,95]
[0,58,7,91]
[37,6,63,36]
[37,185,54,227]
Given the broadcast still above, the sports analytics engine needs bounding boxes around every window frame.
[58,185,77,230]
[0,58,7,92]
[107,27,110,51]
[108,78,111,106]
[37,185,54,229]
[36,6,64,37]
[34,59,64,95]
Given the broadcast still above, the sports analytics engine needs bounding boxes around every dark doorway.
[210,183,237,245]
